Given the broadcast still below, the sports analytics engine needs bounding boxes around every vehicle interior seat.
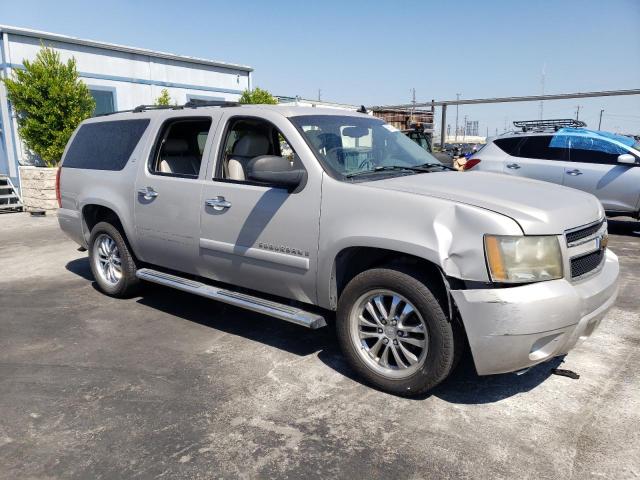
[305,130,324,153]
[227,131,271,180]
[159,139,201,176]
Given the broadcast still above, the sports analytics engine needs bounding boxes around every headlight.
[484,235,563,283]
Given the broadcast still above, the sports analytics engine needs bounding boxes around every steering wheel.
[357,157,375,170]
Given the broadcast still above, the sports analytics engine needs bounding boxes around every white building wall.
[0,26,252,186]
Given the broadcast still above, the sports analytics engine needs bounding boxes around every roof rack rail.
[132,104,183,113]
[184,99,241,108]
[94,105,183,117]
[93,100,240,117]
[513,118,587,132]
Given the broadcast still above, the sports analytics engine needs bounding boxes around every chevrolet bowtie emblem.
[596,233,608,250]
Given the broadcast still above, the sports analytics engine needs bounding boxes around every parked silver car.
[468,120,640,218]
[57,105,618,395]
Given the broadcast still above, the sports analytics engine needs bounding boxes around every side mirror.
[247,155,306,190]
[617,153,637,165]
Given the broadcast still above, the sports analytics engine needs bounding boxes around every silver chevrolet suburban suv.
[57,103,619,395]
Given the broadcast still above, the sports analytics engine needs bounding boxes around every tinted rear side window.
[516,135,568,161]
[63,119,150,170]
[493,137,522,154]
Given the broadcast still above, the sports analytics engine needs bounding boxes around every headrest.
[232,132,270,157]
[305,130,324,150]
[163,138,189,155]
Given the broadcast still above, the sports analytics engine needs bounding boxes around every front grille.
[571,249,605,278]
[566,218,606,244]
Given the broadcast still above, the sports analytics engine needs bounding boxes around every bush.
[2,46,95,167]
[154,88,173,106]
[238,87,278,105]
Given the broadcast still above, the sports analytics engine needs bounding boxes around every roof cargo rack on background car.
[513,119,587,132]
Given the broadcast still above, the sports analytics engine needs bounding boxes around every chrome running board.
[136,268,327,329]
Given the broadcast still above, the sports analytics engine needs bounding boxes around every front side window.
[216,117,303,184]
[567,135,628,164]
[149,118,212,178]
[290,115,442,179]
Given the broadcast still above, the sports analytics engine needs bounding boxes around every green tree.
[238,87,278,105]
[154,88,173,106]
[2,46,95,167]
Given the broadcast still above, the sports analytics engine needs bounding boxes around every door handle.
[205,196,232,211]
[506,163,521,169]
[566,169,583,176]
[138,187,158,200]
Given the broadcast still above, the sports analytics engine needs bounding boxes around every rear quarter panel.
[472,142,508,172]
[58,117,157,255]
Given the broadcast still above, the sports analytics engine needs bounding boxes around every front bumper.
[451,249,619,375]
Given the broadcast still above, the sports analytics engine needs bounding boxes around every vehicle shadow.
[66,256,94,281]
[317,346,565,404]
[607,218,640,237]
[65,256,567,404]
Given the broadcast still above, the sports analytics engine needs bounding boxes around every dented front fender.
[432,203,523,281]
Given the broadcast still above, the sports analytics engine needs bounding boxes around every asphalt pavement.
[0,212,638,479]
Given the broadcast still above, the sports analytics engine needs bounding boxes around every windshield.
[290,115,442,179]
[406,131,432,152]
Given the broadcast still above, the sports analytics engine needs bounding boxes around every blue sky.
[2,0,640,135]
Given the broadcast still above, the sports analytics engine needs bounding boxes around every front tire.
[337,267,457,396]
[89,221,139,297]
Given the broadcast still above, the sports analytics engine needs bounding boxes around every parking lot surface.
[0,212,639,479]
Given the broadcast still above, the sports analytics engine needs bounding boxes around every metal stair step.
[135,268,327,329]
[0,176,22,211]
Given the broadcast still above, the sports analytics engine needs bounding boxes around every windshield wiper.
[413,162,457,171]
[345,162,456,179]
[344,166,418,178]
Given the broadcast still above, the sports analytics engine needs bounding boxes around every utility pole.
[598,109,604,130]
[410,88,416,123]
[318,89,321,102]
[486,126,489,138]
[463,115,468,141]
[539,63,546,120]
[575,105,581,121]
[455,93,461,141]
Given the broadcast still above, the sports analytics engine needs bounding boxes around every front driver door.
[197,112,322,305]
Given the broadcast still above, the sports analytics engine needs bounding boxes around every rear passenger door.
[564,135,640,213]
[134,115,217,273]
[502,135,571,184]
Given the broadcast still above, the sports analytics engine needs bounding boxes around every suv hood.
[363,171,604,234]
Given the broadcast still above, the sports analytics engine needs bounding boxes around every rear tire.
[337,267,457,396]
[89,221,139,297]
